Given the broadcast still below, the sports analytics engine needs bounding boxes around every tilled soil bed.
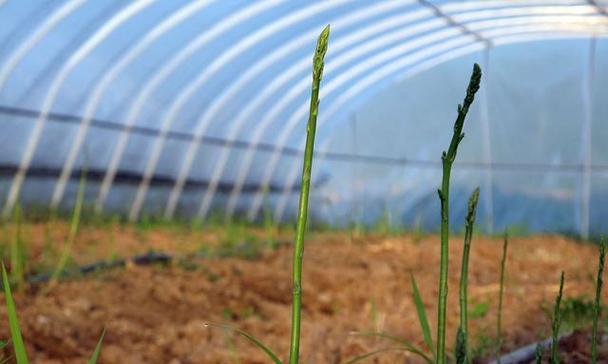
[0,225,606,363]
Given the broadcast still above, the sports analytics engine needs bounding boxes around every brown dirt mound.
[0,227,606,363]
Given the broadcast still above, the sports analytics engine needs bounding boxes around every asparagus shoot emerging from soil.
[591,238,606,364]
[535,343,542,364]
[550,271,565,364]
[456,187,480,364]
[288,24,330,364]
[496,232,508,363]
[436,63,481,364]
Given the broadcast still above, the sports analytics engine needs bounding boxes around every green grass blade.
[10,204,24,291]
[288,24,330,364]
[550,271,565,364]
[436,63,481,364]
[591,238,606,364]
[1,264,29,364]
[48,163,87,290]
[410,273,434,357]
[205,323,282,364]
[350,332,433,363]
[496,232,508,363]
[86,329,105,364]
[342,347,424,364]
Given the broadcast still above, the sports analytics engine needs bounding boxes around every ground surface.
[0,222,607,363]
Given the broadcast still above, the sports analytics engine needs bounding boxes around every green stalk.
[534,343,543,364]
[550,271,565,364]
[496,232,508,363]
[288,25,330,364]
[436,63,481,364]
[456,187,480,364]
[591,238,605,364]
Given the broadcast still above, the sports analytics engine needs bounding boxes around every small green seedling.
[469,301,490,319]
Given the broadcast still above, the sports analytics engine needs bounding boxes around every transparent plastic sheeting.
[0,1,606,236]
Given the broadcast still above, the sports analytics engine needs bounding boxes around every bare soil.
[0,223,606,363]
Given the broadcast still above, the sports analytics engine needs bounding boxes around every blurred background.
[0,0,606,236]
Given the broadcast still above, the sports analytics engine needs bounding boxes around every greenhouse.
[0,1,608,363]
[0,0,604,235]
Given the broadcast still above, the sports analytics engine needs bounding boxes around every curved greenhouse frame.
[0,0,606,236]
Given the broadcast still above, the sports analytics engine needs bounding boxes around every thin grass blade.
[351,331,433,363]
[86,329,105,364]
[47,163,87,290]
[342,347,421,364]
[410,273,435,357]
[1,264,29,364]
[10,204,24,290]
[205,322,282,364]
